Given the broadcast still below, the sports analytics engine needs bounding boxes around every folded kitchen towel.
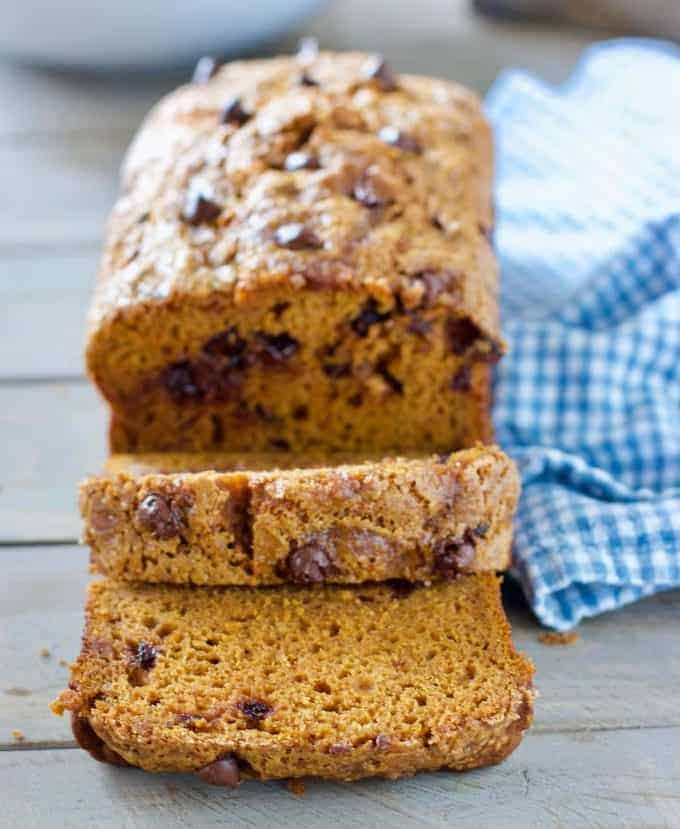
[486,39,680,629]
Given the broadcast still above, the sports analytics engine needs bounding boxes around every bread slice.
[86,50,501,456]
[52,574,534,783]
[79,445,519,585]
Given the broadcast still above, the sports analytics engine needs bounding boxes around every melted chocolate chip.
[192,55,221,84]
[274,223,323,250]
[376,359,403,395]
[196,755,240,788]
[255,332,300,365]
[433,531,477,579]
[202,328,250,369]
[450,364,472,391]
[352,174,393,209]
[282,538,334,584]
[71,715,129,767]
[284,151,320,171]
[361,55,397,91]
[136,492,183,540]
[446,317,483,355]
[323,361,351,379]
[220,97,251,126]
[134,641,157,671]
[378,125,421,153]
[237,699,272,721]
[181,189,221,225]
[350,299,390,337]
[472,522,490,538]
[299,70,319,87]
[292,404,309,420]
[164,360,202,402]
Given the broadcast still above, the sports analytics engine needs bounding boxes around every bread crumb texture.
[53,574,534,781]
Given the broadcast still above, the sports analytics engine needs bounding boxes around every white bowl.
[0,0,327,70]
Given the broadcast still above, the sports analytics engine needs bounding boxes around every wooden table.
[2,2,678,825]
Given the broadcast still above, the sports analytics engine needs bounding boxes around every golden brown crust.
[85,51,501,455]
[52,575,535,781]
[80,445,519,585]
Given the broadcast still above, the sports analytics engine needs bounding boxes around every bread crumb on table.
[538,630,580,646]
[12,730,25,742]
[286,779,307,797]
[39,647,51,658]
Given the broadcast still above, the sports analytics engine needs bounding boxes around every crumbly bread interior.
[53,574,534,781]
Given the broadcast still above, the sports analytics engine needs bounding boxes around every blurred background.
[0,0,677,540]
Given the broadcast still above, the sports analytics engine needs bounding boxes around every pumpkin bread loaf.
[52,574,534,783]
[80,445,519,585]
[86,49,502,454]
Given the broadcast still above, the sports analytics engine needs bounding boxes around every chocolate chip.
[196,755,240,788]
[389,580,415,599]
[299,70,319,87]
[284,151,320,171]
[220,97,251,126]
[271,301,291,318]
[192,55,221,84]
[292,404,309,420]
[282,538,334,584]
[269,438,290,450]
[352,174,393,209]
[182,188,221,225]
[472,522,490,538]
[202,328,250,369]
[255,332,300,364]
[322,361,351,379]
[297,36,319,62]
[361,55,397,91]
[274,223,322,250]
[433,531,477,579]
[376,359,403,395]
[350,299,390,337]
[136,492,183,540]
[134,641,157,671]
[164,360,202,402]
[237,699,271,721]
[374,734,392,750]
[446,317,482,355]
[378,125,421,153]
[450,364,472,391]
[71,714,129,767]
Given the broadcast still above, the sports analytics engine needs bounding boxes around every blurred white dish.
[0,0,327,70]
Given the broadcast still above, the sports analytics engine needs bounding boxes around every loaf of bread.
[86,50,502,454]
[80,445,519,585]
[52,574,534,782]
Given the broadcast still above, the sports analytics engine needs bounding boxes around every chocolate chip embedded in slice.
[237,699,272,722]
[472,522,490,538]
[196,755,240,788]
[133,641,157,671]
[202,328,250,370]
[433,531,477,579]
[274,223,323,250]
[164,360,203,402]
[284,151,320,171]
[136,492,183,540]
[282,538,334,584]
[192,55,221,84]
[181,187,221,226]
[350,299,391,337]
[255,332,300,365]
[361,55,398,91]
[219,97,251,126]
[378,125,422,153]
[450,364,472,392]
[299,70,319,87]
[446,316,483,355]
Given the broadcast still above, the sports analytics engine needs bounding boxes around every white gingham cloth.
[486,40,680,629]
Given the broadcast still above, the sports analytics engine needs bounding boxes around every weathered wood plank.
[0,251,96,378]
[0,383,107,542]
[2,544,679,745]
[2,728,679,829]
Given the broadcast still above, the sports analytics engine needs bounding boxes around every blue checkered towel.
[486,39,680,630]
